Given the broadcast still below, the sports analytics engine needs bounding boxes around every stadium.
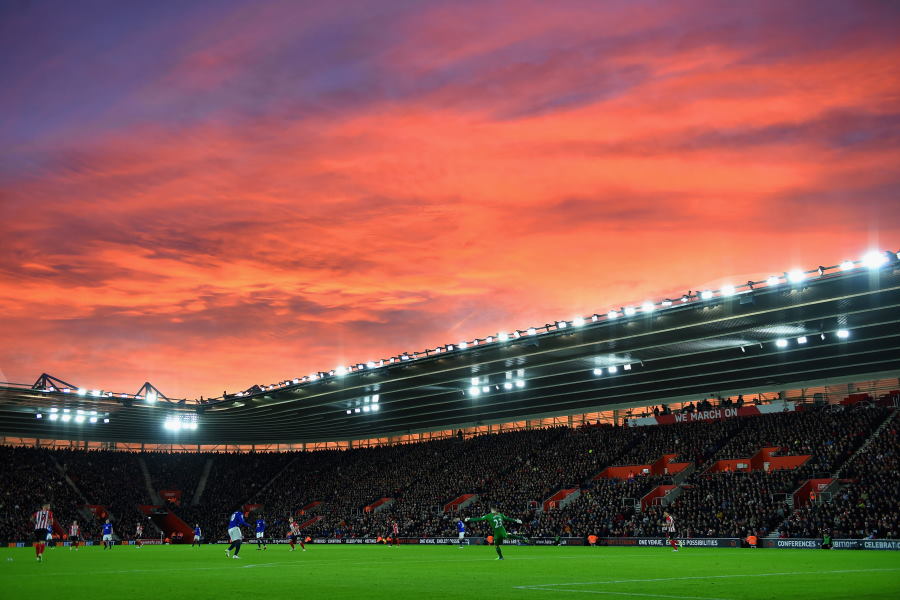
[2,2,900,600]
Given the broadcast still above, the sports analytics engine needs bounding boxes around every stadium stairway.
[443,494,478,513]
[137,457,163,504]
[139,505,194,543]
[191,457,214,506]
[298,515,323,529]
[640,485,676,511]
[833,407,897,478]
[364,498,395,513]
[542,488,580,512]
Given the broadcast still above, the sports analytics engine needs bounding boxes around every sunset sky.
[1,0,899,399]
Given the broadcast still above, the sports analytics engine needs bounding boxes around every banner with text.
[627,402,795,427]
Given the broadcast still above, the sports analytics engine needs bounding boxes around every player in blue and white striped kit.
[254,517,267,550]
[456,518,467,548]
[225,510,249,559]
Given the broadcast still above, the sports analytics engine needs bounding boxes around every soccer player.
[225,510,249,559]
[456,518,466,548]
[46,525,54,548]
[102,519,114,550]
[135,523,144,548]
[69,520,80,551]
[391,520,400,547]
[191,524,202,547]
[288,519,305,552]
[465,508,523,560]
[663,511,679,551]
[255,516,267,550]
[31,503,53,561]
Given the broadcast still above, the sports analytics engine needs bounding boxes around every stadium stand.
[0,401,896,543]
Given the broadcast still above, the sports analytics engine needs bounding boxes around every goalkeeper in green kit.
[465,508,530,560]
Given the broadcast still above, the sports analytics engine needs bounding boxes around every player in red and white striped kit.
[68,521,80,551]
[288,519,306,552]
[663,511,679,552]
[31,503,54,562]
[135,523,144,548]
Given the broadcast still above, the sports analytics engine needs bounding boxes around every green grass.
[2,543,898,599]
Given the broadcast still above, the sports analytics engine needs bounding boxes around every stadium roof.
[1,259,899,444]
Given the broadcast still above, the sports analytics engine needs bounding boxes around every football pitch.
[2,544,898,599]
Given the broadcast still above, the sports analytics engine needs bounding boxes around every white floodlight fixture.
[662,299,673,307]
[720,285,736,297]
[840,260,854,271]
[335,366,348,375]
[641,301,655,313]
[481,385,490,393]
[469,387,480,396]
[766,276,779,287]
[862,250,888,269]
[503,382,513,390]
[593,368,603,376]
[498,332,509,342]
[607,310,618,319]
[458,341,468,350]
[681,295,690,303]
[623,363,632,371]
[572,316,585,327]
[50,408,58,413]
[292,378,300,384]
[103,418,110,424]
[608,365,619,374]
[75,415,85,423]
[557,321,567,329]
[89,417,97,423]
[526,327,536,336]
[63,409,70,414]
[35,413,42,419]
[787,270,805,284]
[836,329,850,339]
[363,405,370,413]
[61,415,71,422]
[623,306,636,316]
[90,389,101,397]
[371,404,380,412]
[346,409,352,414]
[775,338,788,348]
[146,391,158,403]
[471,377,480,385]
[797,336,808,344]
[354,408,361,413]
[372,394,379,403]
[366,361,376,369]
[515,380,525,388]
[700,290,713,300]
[77,388,87,396]
[49,414,59,421]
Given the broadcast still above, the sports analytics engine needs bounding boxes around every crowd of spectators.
[0,403,895,543]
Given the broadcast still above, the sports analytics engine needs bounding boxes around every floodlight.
[608,365,618,373]
[840,260,854,271]
[90,390,101,397]
[366,361,376,369]
[503,382,513,390]
[515,380,525,388]
[372,395,379,403]
[623,364,632,371]
[469,387,480,396]
[103,418,110,424]
[471,377,479,386]
[36,413,42,419]
[593,368,603,376]
[862,250,888,269]
[371,404,379,412]
[61,415,71,422]
[481,386,490,393]
[836,329,850,339]
[146,391,157,403]
[572,316,585,327]
[74,415,85,423]
[797,336,808,344]
[498,332,509,342]
[787,270,805,284]
[50,408,58,413]
[775,339,788,348]
[49,414,58,421]
[607,310,618,319]
[662,300,673,307]
[89,417,97,423]
[526,327,536,336]
[458,342,468,350]
[700,290,713,300]
[354,408,361,413]
[335,366,348,375]
[641,302,655,313]
[720,285,736,297]
[766,276,779,287]
[77,388,87,396]
[557,321,567,329]
[363,406,370,413]
[623,306,636,316]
